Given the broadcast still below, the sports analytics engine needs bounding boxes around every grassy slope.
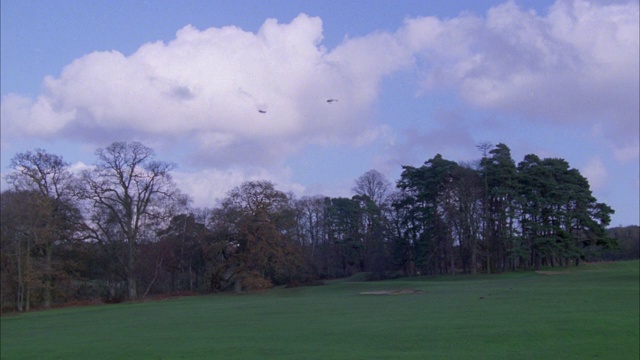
[1,261,638,360]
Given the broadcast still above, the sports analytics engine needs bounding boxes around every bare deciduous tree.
[79,141,181,300]
[6,149,77,308]
[352,169,391,206]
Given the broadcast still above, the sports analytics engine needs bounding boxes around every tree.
[1,190,47,311]
[208,181,303,292]
[353,194,391,278]
[350,170,394,278]
[156,213,212,293]
[386,190,416,276]
[440,164,484,274]
[479,143,519,273]
[352,169,391,206]
[325,197,364,276]
[2,141,621,306]
[396,154,459,275]
[597,226,639,260]
[294,196,329,276]
[79,141,181,300]
[517,155,614,268]
[6,149,79,308]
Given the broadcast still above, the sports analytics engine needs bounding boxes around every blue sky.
[1,0,638,226]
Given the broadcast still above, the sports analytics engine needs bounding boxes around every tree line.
[0,141,622,312]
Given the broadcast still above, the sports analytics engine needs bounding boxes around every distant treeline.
[590,226,639,261]
[1,141,630,313]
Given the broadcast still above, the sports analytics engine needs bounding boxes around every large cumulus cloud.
[400,0,639,160]
[1,13,411,167]
[2,0,638,208]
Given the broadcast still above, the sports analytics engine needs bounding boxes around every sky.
[1,0,638,226]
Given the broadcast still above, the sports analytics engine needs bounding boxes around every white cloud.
[1,13,409,168]
[1,93,76,137]
[68,161,94,173]
[173,166,305,209]
[2,0,637,213]
[399,0,639,160]
[582,156,608,191]
[5,2,636,161]
[612,143,640,163]
[0,172,9,192]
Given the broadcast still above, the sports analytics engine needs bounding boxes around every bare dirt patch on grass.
[359,289,424,295]
[535,271,573,275]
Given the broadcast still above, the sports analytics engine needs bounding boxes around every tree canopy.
[1,141,625,312]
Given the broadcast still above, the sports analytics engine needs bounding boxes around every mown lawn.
[1,260,638,359]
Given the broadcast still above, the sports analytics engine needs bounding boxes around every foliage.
[0,141,623,311]
[587,225,640,261]
[206,181,304,292]
[2,149,82,310]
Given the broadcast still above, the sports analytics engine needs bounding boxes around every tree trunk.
[127,237,137,300]
[233,276,243,294]
[471,243,477,275]
[189,261,193,292]
[25,238,31,312]
[534,251,541,271]
[43,243,53,308]
[450,249,455,275]
[16,236,25,312]
[143,257,163,299]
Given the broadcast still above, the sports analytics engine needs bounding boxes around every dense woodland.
[1,141,635,313]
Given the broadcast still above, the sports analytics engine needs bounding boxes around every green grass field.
[2,261,638,359]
